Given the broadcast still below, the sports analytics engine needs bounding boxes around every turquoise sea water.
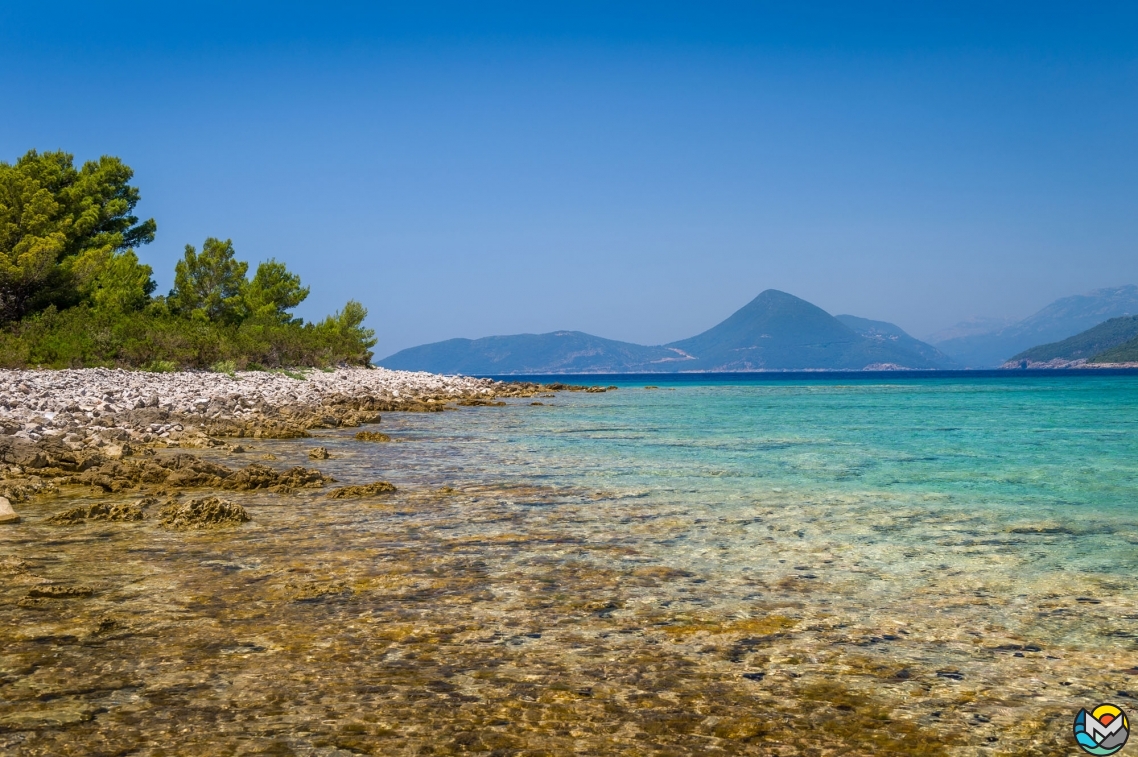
[374,374,1138,575]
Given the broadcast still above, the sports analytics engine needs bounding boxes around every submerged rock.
[159,497,250,529]
[1007,523,1076,535]
[354,431,391,442]
[308,446,331,459]
[48,498,153,524]
[327,481,397,499]
[0,495,19,524]
[224,463,331,493]
[52,453,332,496]
[26,584,96,598]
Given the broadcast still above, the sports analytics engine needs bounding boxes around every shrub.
[0,304,375,370]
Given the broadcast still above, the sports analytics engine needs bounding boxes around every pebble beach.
[0,367,510,446]
[0,366,554,516]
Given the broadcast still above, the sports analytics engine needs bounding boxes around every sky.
[3,2,1136,356]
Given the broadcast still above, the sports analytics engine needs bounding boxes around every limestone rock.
[308,446,331,459]
[26,584,95,598]
[327,481,397,499]
[0,495,19,523]
[223,463,332,493]
[52,452,332,497]
[159,497,250,529]
[0,477,56,503]
[354,431,391,442]
[48,499,152,524]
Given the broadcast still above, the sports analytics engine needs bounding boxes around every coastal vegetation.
[0,150,375,369]
[1007,315,1138,366]
[1090,332,1138,363]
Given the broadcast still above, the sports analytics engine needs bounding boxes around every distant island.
[381,290,959,374]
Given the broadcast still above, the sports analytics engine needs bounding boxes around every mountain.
[664,291,949,370]
[835,315,959,368]
[379,331,687,374]
[379,290,955,373]
[932,285,1138,368]
[1004,316,1138,367]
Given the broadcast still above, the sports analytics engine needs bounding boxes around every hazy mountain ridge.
[925,316,1017,344]
[933,285,1138,367]
[380,290,953,374]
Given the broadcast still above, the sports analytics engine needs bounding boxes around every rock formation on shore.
[159,497,251,529]
[0,495,18,523]
[0,367,539,448]
[327,481,398,498]
[0,367,602,512]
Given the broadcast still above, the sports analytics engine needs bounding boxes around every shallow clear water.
[4,374,1138,755]
[383,375,1138,578]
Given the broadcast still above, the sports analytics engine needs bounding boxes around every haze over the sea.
[3,2,1136,353]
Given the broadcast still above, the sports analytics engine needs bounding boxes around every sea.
[6,370,1138,754]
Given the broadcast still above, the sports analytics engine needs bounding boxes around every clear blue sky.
[3,2,1136,355]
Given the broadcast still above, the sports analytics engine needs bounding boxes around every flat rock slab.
[0,700,100,732]
[0,496,19,524]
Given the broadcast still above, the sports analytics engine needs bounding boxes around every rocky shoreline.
[998,358,1138,369]
[0,367,532,444]
[0,367,610,512]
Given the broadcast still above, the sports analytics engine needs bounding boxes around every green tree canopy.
[318,299,377,364]
[245,259,310,322]
[171,240,314,326]
[169,238,250,324]
[0,150,156,321]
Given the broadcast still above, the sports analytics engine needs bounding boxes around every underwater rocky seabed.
[3,377,1138,755]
